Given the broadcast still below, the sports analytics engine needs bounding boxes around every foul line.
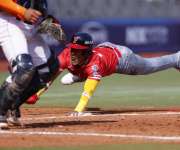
[1,111,180,142]
[1,130,180,142]
[22,111,180,121]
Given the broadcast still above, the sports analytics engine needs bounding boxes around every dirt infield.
[1,107,180,147]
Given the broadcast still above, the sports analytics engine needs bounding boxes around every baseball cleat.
[0,115,9,130]
[7,110,22,126]
[0,122,9,130]
[7,116,21,126]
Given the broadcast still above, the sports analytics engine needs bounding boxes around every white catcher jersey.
[0,12,51,67]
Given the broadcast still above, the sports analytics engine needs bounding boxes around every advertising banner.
[60,18,180,53]
[1,18,180,61]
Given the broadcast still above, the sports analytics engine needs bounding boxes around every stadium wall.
[48,18,180,53]
[1,18,180,62]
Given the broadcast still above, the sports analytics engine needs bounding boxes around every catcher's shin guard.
[0,54,35,115]
[12,51,60,115]
[6,72,44,124]
[13,70,45,108]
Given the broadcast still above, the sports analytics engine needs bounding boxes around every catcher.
[0,0,65,129]
[23,32,180,117]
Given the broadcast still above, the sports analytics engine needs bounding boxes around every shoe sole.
[0,123,9,130]
[8,122,22,127]
[7,118,22,127]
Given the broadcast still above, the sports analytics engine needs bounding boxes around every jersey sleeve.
[86,55,106,80]
[0,0,26,20]
[87,64,102,80]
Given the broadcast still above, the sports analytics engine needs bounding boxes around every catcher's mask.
[68,32,93,66]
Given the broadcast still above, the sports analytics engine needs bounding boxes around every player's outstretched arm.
[71,79,99,116]
[0,0,26,19]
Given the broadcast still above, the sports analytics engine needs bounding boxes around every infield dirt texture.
[0,60,180,149]
[1,107,180,148]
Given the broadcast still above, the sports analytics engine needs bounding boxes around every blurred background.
[46,0,180,54]
[1,0,180,68]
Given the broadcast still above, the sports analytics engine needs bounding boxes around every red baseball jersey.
[59,44,122,80]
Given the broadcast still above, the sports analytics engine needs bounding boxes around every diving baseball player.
[59,32,180,116]
[20,32,180,117]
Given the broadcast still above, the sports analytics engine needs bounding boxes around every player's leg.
[6,70,45,126]
[0,53,35,123]
[4,22,51,125]
[0,18,35,128]
[8,51,60,125]
[7,32,59,125]
[128,53,180,75]
[116,46,180,75]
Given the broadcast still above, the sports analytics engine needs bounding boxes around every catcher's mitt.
[36,15,66,42]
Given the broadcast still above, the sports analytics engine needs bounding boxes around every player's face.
[71,49,86,66]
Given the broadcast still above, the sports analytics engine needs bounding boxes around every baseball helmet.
[69,32,93,50]
[68,32,94,66]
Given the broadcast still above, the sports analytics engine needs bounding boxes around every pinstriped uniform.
[0,0,51,69]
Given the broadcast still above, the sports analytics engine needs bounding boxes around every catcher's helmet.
[69,32,94,66]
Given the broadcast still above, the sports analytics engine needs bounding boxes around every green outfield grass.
[2,144,180,150]
[0,69,180,149]
[0,69,180,108]
[22,69,180,109]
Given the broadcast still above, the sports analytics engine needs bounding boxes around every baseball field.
[1,69,180,149]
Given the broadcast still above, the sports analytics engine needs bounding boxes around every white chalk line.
[22,111,180,121]
[1,130,180,142]
[0,111,180,142]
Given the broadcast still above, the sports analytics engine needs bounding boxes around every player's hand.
[69,111,92,117]
[24,8,42,24]
[69,111,82,117]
